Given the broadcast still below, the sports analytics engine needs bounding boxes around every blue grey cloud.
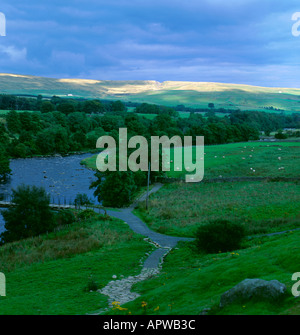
[0,0,300,87]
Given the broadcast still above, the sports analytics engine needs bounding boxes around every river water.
[0,153,97,234]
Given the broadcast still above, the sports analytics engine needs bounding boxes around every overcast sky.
[0,0,300,87]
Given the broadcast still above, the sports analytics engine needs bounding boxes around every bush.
[195,219,246,254]
[275,132,288,139]
[77,209,98,221]
[55,209,76,226]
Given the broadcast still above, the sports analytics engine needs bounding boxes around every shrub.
[195,219,246,254]
[274,132,288,139]
[77,209,98,221]
[55,209,76,226]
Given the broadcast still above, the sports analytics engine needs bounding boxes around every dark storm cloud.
[0,0,300,86]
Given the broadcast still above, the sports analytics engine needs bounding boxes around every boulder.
[219,278,287,308]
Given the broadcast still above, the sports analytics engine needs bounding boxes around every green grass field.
[0,212,153,315]
[167,141,300,179]
[127,89,300,113]
[135,180,300,237]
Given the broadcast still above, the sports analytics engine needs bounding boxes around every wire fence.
[0,193,106,214]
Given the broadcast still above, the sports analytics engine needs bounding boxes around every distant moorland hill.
[1,73,300,112]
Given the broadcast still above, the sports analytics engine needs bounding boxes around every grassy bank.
[105,230,300,315]
[0,212,153,314]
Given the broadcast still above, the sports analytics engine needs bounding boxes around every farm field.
[167,141,300,179]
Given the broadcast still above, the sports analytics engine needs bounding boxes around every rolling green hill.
[1,73,300,112]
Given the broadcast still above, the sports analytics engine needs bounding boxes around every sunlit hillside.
[1,73,300,112]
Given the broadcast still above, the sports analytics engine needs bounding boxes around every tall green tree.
[90,170,137,208]
[1,185,55,243]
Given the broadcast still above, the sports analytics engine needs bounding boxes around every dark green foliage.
[55,209,76,226]
[56,102,76,115]
[84,276,101,292]
[0,185,55,243]
[0,93,298,160]
[195,219,246,254]
[82,99,104,114]
[0,146,11,181]
[13,143,28,158]
[41,101,55,113]
[90,170,137,207]
[77,209,98,221]
[74,193,94,207]
[111,100,126,112]
[6,110,21,133]
[275,131,288,139]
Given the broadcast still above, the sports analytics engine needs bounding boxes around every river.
[0,153,97,234]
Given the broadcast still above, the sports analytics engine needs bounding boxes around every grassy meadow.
[0,212,153,315]
[167,141,300,179]
[135,180,300,237]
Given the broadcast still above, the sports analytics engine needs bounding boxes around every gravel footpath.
[91,183,193,314]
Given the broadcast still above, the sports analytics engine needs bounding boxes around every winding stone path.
[106,183,193,267]
[92,183,193,314]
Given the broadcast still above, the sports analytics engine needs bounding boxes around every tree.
[0,147,11,181]
[83,100,103,114]
[41,101,55,113]
[90,170,137,207]
[36,126,70,154]
[74,193,94,207]
[6,110,21,134]
[57,102,76,115]
[68,112,91,133]
[1,185,55,243]
[111,100,126,112]
[208,103,215,109]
